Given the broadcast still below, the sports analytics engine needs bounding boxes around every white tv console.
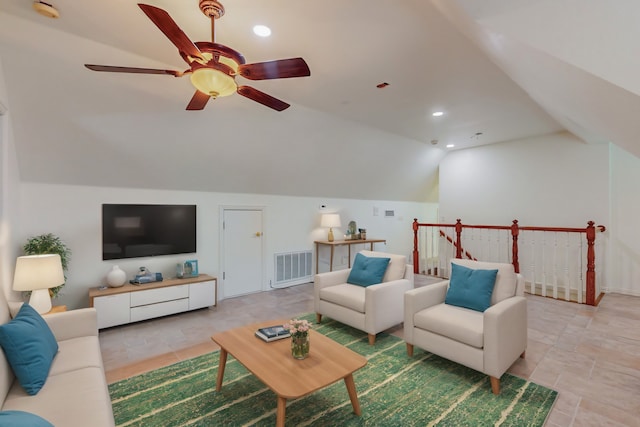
[89,274,217,329]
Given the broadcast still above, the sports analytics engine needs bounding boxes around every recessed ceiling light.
[432,111,444,117]
[253,25,271,37]
[446,144,455,148]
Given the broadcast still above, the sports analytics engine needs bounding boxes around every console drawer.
[130,298,190,322]
[130,284,189,307]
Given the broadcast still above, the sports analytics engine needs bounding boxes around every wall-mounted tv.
[102,204,196,260]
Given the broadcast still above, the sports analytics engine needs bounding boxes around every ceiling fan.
[85,1,310,111]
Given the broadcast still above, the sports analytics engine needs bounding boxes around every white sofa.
[314,250,414,345]
[404,259,527,394]
[0,292,115,426]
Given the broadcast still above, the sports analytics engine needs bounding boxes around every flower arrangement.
[283,318,312,336]
[284,319,312,359]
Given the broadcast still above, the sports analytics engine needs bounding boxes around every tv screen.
[102,204,196,260]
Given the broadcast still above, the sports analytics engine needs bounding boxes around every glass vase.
[291,332,310,360]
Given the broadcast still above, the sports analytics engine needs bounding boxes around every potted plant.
[23,233,71,299]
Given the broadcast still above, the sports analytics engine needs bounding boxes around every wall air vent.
[274,250,312,286]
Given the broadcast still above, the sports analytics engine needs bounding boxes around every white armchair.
[404,259,527,394]
[314,250,414,345]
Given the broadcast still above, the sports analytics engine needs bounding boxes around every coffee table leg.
[344,373,361,416]
[216,348,228,391]
[276,396,287,427]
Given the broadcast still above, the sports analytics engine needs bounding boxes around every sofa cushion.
[445,263,497,312]
[0,304,58,395]
[319,284,366,313]
[359,250,406,282]
[3,367,115,427]
[0,410,53,426]
[347,253,390,287]
[49,336,103,377]
[451,259,517,305]
[414,303,484,348]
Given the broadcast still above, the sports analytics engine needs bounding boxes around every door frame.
[219,205,266,300]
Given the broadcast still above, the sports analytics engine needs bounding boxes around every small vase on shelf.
[106,265,126,288]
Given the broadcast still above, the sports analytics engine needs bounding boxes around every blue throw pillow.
[347,253,391,287]
[0,410,53,426]
[0,304,59,395]
[445,263,498,312]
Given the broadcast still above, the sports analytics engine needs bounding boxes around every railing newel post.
[511,220,520,274]
[586,221,596,306]
[413,219,419,275]
[455,219,463,259]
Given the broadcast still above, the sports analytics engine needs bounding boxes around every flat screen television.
[102,204,196,260]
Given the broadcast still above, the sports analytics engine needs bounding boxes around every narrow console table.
[314,239,386,273]
[89,274,217,329]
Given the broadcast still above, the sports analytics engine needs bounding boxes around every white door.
[222,208,263,298]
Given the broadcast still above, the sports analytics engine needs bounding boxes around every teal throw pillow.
[445,263,498,312]
[347,253,390,287]
[0,303,59,395]
[0,410,54,426]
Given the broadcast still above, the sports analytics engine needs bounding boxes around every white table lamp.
[321,214,341,242]
[13,254,65,314]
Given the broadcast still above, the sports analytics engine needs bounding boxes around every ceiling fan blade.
[84,64,183,77]
[238,58,310,80]
[138,4,205,62]
[186,91,211,110]
[237,86,290,111]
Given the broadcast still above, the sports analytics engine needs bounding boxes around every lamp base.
[28,289,52,314]
[327,228,335,242]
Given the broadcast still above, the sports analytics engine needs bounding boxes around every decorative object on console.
[12,254,65,314]
[130,267,163,284]
[284,318,311,359]
[176,263,185,279]
[106,265,127,288]
[320,213,341,242]
[359,228,367,240]
[346,220,359,240]
[23,233,71,299]
[184,260,199,277]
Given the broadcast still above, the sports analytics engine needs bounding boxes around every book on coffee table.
[255,325,291,342]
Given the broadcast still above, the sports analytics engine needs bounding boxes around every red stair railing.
[412,218,606,306]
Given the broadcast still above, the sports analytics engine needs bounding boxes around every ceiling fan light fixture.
[190,68,237,98]
[33,1,59,18]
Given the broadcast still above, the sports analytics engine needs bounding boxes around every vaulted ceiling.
[0,1,637,202]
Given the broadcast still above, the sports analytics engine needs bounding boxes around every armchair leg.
[368,334,376,345]
[520,350,526,359]
[406,343,414,357]
[490,376,500,395]
[316,313,322,323]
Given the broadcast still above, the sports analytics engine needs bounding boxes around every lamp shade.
[321,213,341,228]
[13,254,65,292]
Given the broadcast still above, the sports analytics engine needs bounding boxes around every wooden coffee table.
[211,320,367,427]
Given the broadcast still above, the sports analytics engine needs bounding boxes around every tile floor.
[100,277,640,426]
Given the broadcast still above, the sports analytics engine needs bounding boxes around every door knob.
[255,232,262,237]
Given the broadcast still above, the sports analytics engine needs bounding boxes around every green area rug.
[109,314,557,426]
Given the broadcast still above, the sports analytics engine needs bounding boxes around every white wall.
[438,131,622,295]
[609,143,640,296]
[439,132,609,226]
[0,55,22,303]
[18,183,437,309]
